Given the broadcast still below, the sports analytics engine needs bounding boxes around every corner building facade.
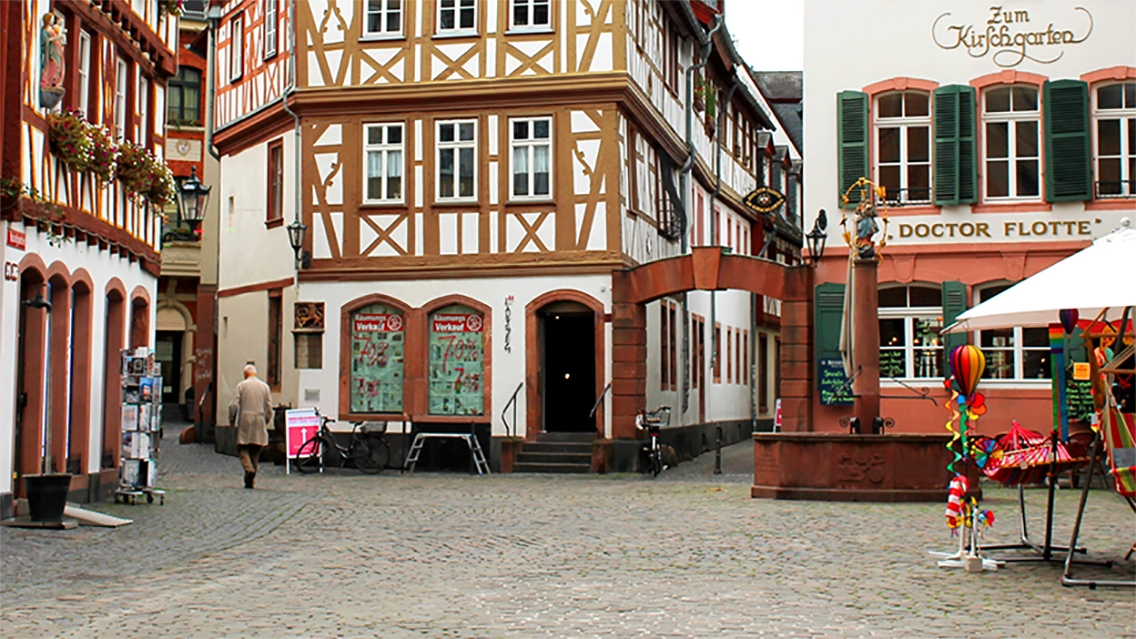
[804,0,1135,435]
[213,0,802,470]
[1,0,175,517]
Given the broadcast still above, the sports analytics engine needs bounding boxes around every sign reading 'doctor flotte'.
[890,218,1103,241]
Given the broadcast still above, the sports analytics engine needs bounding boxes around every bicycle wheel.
[352,436,389,474]
[649,446,662,478]
[296,436,323,474]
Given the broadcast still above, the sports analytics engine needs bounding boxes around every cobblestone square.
[3,426,1134,638]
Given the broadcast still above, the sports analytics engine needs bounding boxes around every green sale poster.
[428,306,485,416]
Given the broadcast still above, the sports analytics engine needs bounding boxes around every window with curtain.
[77,31,91,119]
[878,285,944,379]
[230,16,244,82]
[437,120,476,200]
[510,117,551,199]
[264,0,278,58]
[364,123,404,202]
[983,85,1040,200]
[168,66,202,125]
[267,139,284,222]
[1093,81,1136,198]
[438,0,475,32]
[365,0,402,36]
[115,58,128,139]
[875,91,931,205]
[137,76,149,145]
[511,0,550,29]
[974,285,1051,380]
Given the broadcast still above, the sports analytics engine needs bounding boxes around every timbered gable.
[215,0,292,129]
[296,0,621,90]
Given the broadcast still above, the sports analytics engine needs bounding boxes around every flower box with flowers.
[88,124,119,185]
[46,110,94,173]
[159,0,184,17]
[116,141,176,206]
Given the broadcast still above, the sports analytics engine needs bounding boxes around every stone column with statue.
[839,178,890,432]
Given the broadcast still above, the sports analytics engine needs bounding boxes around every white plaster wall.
[803,0,1136,244]
[218,133,297,289]
[216,283,301,422]
[289,275,614,436]
[0,220,157,496]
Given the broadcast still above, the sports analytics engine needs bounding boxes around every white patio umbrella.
[944,224,1136,334]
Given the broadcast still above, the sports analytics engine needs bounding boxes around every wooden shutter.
[837,91,869,200]
[815,283,851,404]
[815,283,845,361]
[933,85,977,205]
[1044,79,1092,202]
[940,281,969,357]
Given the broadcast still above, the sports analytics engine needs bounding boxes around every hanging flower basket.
[159,0,184,17]
[117,141,176,206]
[88,124,119,185]
[46,109,94,173]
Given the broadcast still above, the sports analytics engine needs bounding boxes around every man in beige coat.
[232,364,274,488]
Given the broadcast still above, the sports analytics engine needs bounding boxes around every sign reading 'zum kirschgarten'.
[932,5,1092,68]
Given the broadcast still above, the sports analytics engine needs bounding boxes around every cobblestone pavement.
[2,423,1134,638]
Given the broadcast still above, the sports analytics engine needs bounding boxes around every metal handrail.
[589,383,612,438]
[501,382,523,438]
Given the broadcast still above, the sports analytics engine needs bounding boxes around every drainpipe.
[204,9,220,161]
[281,0,301,284]
[679,17,720,419]
[708,74,740,422]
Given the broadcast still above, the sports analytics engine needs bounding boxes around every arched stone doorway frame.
[524,290,606,441]
[611,247,811,439]
[156,297,197,412]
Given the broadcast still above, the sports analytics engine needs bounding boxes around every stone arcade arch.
[610,247,813,440]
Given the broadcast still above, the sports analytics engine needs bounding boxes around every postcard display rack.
[115,348,166,505]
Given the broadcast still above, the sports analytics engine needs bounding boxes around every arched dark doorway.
[525,291,605,439]
[538,301,596,432]
[14,268,48,499]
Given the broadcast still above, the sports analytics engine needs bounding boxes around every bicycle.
[295,411,391,475]
[636,405,671,478]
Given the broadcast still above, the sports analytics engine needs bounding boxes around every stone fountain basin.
[752,433,981,502]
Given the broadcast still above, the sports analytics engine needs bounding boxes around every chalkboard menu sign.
[428,305,485,416]
[880,349,905,378]
[349,304,405,413]
[1065,377,1094,423]
[819,357,854,405]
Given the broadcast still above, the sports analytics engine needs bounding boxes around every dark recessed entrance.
[540,302,596,433]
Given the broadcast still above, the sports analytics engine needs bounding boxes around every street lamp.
[805,209,828,267]
[177,166,212,236]
[286,217,307,269]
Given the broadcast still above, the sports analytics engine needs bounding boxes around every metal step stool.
[405,433,491,475]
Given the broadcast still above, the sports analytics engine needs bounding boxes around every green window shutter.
[957,86,977,203]
[934,85,977,205]
[837,91,869,200]
[941,281,969,357]
[815,282,851,404]
[1044,79,1092,202]
[815,283,845,358]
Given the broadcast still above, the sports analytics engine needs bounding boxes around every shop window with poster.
[428,305,485,416]
[349,304,406,414]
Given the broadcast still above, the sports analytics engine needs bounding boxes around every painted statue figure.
[853,198,879,258]
[39,13,67,108]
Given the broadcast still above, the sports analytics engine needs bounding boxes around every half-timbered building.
[212,0,800,471]
[1,0,177,517]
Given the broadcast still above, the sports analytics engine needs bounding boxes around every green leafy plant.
[0,177,72,247]
[46,109,94,173]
